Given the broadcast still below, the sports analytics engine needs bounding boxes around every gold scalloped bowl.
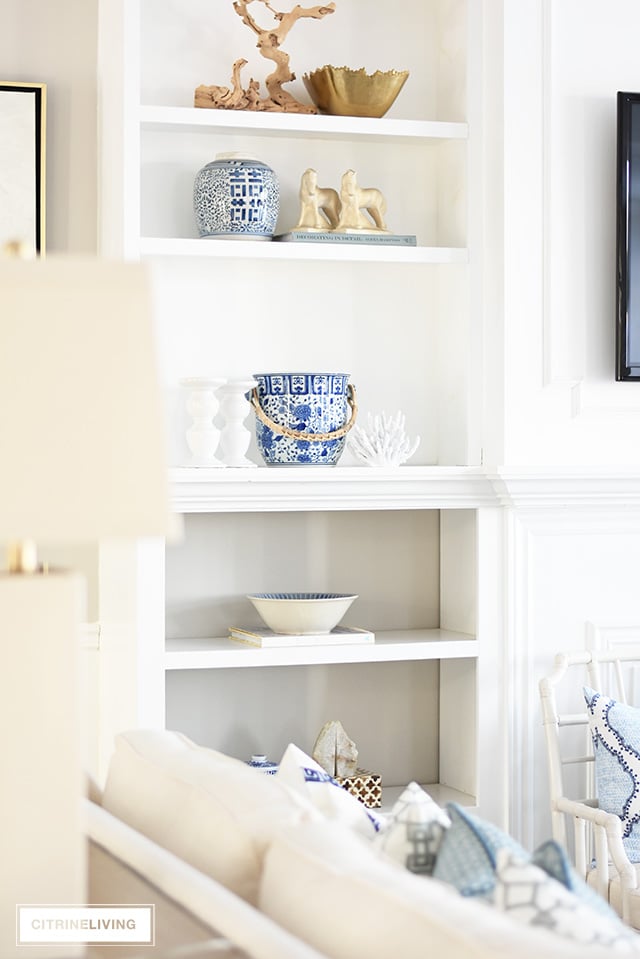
[303,65,409,119]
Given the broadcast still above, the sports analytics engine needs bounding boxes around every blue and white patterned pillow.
[584,686,640,862]
[432,803,527,897]
[433,804,618,917]
[532,838,619,919]
[494,849,638,952]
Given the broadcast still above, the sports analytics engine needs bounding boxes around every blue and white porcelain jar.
[193,152,280,239]
[247,754,278,775]
[250,372,358,466]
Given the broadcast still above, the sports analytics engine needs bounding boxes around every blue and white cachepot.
[251,372,356,466]
[193,152,280,239]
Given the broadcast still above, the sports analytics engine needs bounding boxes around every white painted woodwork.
[504,503,640,848]
[490,0,640,467]
[164,630,477,670]
[139,106,468,141]
[168,466,496,511]
[140,237,468,264]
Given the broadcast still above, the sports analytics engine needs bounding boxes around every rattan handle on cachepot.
[250,383,358,441]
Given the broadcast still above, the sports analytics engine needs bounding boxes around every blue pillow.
[434,804,618,918]
[432,803,526,898]
[584,686,640,862]
[532,838,619,919]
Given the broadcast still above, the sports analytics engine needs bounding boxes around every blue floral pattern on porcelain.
[194,153,280,238]
[253,372,351,466]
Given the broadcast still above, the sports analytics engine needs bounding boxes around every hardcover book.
[273,231,417,247]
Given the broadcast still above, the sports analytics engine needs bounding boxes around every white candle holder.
[180,377,226,467]
[218,377,258,467]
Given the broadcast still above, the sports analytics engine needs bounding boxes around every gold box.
[336,768,382,808]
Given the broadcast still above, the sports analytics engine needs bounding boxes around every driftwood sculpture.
[194,1,336,114]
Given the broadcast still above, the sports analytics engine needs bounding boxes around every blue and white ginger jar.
[194,152,280,239]
[247,754,278,775]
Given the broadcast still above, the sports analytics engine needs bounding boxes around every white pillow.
[494,849,639,952]
[275,743,383,838]
[258,820,622,959]
[101,729,318,904]
[374,782,450,874]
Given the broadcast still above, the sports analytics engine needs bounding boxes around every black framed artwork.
[0,81,46,256]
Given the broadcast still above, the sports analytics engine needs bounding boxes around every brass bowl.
[303,65,409,119]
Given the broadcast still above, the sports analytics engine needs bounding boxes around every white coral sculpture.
[349,411,420,467]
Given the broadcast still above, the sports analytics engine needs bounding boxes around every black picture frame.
[0,81,46,256]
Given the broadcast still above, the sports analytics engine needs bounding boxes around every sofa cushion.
[101,730,318,905]
[86,800,326,959]
[259,820,621,959]
[494,849,639,952]
[584,686,640,862]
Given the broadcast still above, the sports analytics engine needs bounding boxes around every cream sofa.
[86,730,640,959]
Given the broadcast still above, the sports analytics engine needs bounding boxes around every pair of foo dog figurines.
[293,168,389,234]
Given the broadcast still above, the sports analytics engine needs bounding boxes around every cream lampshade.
[0,256,170,958]
[0,256,169,543]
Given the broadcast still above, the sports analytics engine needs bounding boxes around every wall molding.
[488,468,640,511]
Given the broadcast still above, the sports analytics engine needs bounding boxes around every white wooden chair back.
[539,647,640,880]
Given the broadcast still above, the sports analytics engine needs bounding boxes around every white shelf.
[164,628,478,669]
[140,105,468,143]
[140,236,467,264]
[380,782,475,814]
[169,465,496,513]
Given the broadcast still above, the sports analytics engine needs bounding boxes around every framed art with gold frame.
[0,81,46,256]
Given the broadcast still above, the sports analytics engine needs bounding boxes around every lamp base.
[0,571,86,958]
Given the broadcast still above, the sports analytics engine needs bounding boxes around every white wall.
[0,0,99,253]
[0,0,101,618]
[489,0,640,847]
[492,0,640,467]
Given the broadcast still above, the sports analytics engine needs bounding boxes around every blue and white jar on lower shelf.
[193,152,280,239]
[247,754,278,775]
